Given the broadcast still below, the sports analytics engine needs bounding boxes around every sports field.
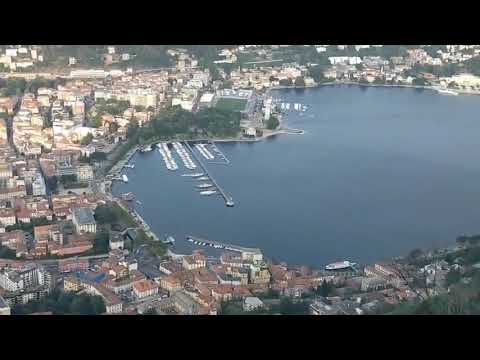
[215,97,248,112]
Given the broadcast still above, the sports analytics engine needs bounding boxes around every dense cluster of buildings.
[0,46,45,72]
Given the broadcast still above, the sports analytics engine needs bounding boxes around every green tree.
[412,77,426,86]
[109,122,120,133]
[279,78,293,86]
[0,244,16,259]
[294,76,306,87]
[220,80,233,89]
[445,270,462,287]
[315,280,335,297]
[409,248,424,261]
[308,65,326,82]
[278,298,309,315]
[81,133,94,145]
[266,116,279,130]
[143,308,158,315]
[59,174,77,184]
[88,113,103,128]
[94,203,119,224]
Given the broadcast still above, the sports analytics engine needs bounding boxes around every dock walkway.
[184,142,234,207]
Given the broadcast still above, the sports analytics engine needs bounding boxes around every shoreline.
[104,81,469,265]
[269,80,480,96]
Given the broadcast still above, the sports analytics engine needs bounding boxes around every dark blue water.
[114,85,480,267]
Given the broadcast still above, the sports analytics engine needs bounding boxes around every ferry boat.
[325,261,357,271]
[196,183,214,189]
[436,87,459,96]
[200,190,217,195]
[122,174,129,183]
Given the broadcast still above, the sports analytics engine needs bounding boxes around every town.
[2,45,480,315]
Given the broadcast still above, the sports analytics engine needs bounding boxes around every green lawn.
[215,98,247,112]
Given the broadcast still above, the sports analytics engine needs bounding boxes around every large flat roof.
[73,207,95,225]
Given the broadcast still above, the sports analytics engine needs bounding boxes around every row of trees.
[0,77,67,97]
[127,106,241,144]
[12,288,106,315]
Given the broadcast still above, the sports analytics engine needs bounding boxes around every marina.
[157,142,179,171]
[172,141,197,170]
[185,142,234,207]
[186,236,262,257]
[208,141,230,165]
[279,101,308,112]
[195,143,215,160]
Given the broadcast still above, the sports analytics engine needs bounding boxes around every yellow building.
[63,276,82,292]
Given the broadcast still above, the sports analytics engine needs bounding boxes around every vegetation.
[59,174,77,185]
[94,202,136,227]
[219,80,233,89]
[95,98,130,117]
[412,77,427,86]
[314,280,336,297]
[279,78,293,86]
[266,116,279,130]
[215,98,247,112]
[143,308,158,315]
[445,269,462,287]
[78,151,107,164]
[93,230,109,254]
[81,133,94,145]
[137,106,241,141]
[126,229,166,257]
[6,217,52,235]
[0,78,26,96]
[0,244,16,259]
[0,77,66,97]
[308,65,327,83]
[294,76,306,87]
[12,288,106,315]
[220,296,309,315]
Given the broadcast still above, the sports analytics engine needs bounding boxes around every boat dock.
[187,236,261,256]
[185,142,234,207]
[208,141,230,165]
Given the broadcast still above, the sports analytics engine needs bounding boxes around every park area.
[215,97,247,112]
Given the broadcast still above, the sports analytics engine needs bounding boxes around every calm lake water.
[113,85,480,267]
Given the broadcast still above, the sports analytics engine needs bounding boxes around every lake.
[113,85,480,267]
